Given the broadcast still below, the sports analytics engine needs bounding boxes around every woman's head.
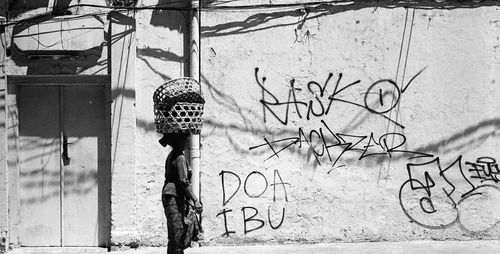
[159,133,190,149]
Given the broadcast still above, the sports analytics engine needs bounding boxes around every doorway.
[16,83,110,247]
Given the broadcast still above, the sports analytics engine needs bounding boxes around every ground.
[6,240,500,254]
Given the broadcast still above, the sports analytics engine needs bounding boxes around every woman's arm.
[175,155,203,213]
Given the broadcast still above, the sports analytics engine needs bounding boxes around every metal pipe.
[59,86,65,246]
[189,0,201,200]
[0,16,9,251]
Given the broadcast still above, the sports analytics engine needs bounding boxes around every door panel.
[62,85,105,246]
[17,84,109,247]
[18,85,61,246]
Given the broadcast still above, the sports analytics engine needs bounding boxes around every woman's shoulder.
[172,152,187,163]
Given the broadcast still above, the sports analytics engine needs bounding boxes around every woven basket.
[112,0,138,7]
[153,78,205,134]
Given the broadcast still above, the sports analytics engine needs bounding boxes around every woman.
[160,133,203,254]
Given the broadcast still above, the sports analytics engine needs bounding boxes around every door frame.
[6,75,111,247]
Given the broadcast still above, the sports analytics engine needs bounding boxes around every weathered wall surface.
[109,11,137,246]
[3,0,500,248]
[134,0,190,246]
[0,0,188,247]
[0,17,7,252]
[3,0,109,76]
[199,3,500,244]
[1,0,128,247]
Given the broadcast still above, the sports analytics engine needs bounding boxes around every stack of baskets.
[153,78,205,134]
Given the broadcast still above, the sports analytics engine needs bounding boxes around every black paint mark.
[419,196,436,214]
[255,68,429,129]
[218,170,290,236]
[364,79,400,114]
[268,206,286,229]
[399,155,498,231]
[220,170,241,206]
[249,120,432,169]
[244,171,268,198]
[264,137,280,158]
[271,169,290,202]
[466,156,500,183]
[379,88,384,106]
[216,208,236,237]
[242,206,265,234]
[324,73,341,115]
[401,67,427,93]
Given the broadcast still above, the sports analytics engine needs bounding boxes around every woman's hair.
[159,133,190,148]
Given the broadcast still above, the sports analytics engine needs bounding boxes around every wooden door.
[17,84,109,247]
[18,85,61,246]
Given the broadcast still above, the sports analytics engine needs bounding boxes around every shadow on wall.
[144,0,190,80]
[200,0,239,7]
[7,0,50,18]
[150,0,189,32]
[9,44,106,75]
[134,66,500,171]
[16,85,107,205]
[201,0,500,37]
[20,165,98,204]
[130,9,500,166]
[136,47,176,81]
[0,1,7,17]
[9,13,107,75]
[7,0,85,18]
[108,11,136,176]
[202,65,500,170]
[127,0,500,169]
[137,47,183,63]
[135,0,191,132]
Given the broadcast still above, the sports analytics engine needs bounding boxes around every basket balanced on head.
[153,78,205,134]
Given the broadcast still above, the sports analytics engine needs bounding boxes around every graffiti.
[399,155,500,232]
[465,157,499,183]
[251,67,428,168]
[249,119,432,169]
[255,67,425,129]
[217,170,290,236]
[251,67,499,234]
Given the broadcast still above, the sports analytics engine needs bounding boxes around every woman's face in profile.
[175,136,189,150]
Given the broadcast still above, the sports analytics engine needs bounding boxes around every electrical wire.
[0,0,357,28]
[1,0,497,28]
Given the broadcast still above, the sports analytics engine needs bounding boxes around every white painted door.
[17,84,109,247]
[18,85,61,246]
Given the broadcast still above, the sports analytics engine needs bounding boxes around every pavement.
[6,240,500,254]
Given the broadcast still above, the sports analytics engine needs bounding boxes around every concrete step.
[183,241,500,254]
[7,240,500,254]
[8,247,108,254]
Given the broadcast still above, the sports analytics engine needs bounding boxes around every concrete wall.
[134,2,190,245]
[4,0,109,76]
[0,17,7,252]
[198,2,500,244]
[0,0,129,248]
[109,11,138,247]
[2,0,500,249]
